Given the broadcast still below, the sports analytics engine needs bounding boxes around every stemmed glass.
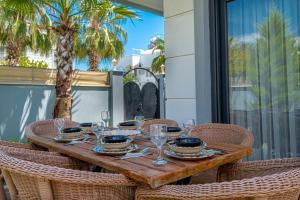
[92,121,105,149]
[54,118,65,139]
[150,124,168,166]
[182,119,195,136]
[101,111,110,129]
[134,115,144,134]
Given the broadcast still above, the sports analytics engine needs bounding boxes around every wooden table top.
[27,132,252,188]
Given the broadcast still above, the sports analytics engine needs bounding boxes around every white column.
[164,0,212,124]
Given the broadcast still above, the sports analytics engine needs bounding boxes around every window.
[226,0,300,160]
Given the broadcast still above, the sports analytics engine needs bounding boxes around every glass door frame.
[209,0,232,123]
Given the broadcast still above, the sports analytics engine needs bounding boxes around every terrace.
[0,0,300,199]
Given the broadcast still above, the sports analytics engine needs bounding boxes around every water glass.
[101,111,110,128]
[150,124,168,166]
[183,119,195,136]
[54,118,65,139]
[134,115,144,134]
[92,121,105,148]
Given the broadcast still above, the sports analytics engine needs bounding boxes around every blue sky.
[75,8,164,71]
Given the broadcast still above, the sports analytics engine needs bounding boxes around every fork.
[64,136,91,146]
[117,147,151,160]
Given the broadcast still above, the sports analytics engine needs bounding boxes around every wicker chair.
[191,123,254,147]
[0,140,35,150]
[217,157,300,182]
[0,140,58,200]
[0,150,136,200]
[26,119,79,138]
[136,158,300,200]
[0,140,58,199]
[0,145,89,200]
[142,119,178,133]
[190,123,254,184]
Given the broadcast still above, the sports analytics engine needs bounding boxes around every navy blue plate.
[103,135,129,143]
[62,127,82,133]
[119,121,137,127]
[80,123,92,127]
[174,137,203,147]
[167,127,182,132]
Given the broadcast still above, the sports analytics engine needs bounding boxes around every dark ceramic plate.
[119,121,137,127]
[62,127,82,133]
[80,123,92,127]
[167,127,182,132]
[103,135,129,143]
[174,137,203,147]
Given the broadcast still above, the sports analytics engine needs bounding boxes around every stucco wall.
[0,85,110,141]
[164,0,212,123]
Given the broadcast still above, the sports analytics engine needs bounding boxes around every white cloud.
[234,33,260,44]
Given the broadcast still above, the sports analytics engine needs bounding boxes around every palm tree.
[5,0,109,118]
[76,0,138,71]
[150,37,165,74]
[247,9,300,111]
[0,1,52,66]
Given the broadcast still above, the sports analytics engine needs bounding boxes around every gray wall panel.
[0,84,110,141]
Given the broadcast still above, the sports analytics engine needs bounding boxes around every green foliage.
[19,57,48,68]
[101,66,110,72]
[75,0,139,70]
[0,0,54,63]
[150,37,165,74]
[229,8,300,112]
[123,72,136,84]
[0,60,8,65]
[0,57,48,68]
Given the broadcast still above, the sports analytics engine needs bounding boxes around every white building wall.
[164,0,196,123]
[164,0,212,124]
[0,47,56,69]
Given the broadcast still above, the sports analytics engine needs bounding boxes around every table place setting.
[92,135,139,156]
[27,118,252,188]
[53,118,224,163]
[52,116,227,166]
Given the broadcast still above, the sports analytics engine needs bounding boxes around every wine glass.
[182,119,195,136]
[101,111,110,128]
[134,115,144,134]
[54,118,65,139]
[92,121,105,149]
[150,124,168,166]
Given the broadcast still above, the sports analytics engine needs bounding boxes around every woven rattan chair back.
[142,119,178,133]
[136,165,300,200]
[191,123,254,147]
[0,150,136,200]
[0,145,89,200]
[26,119,79,138]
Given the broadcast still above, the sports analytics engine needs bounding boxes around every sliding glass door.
[226,0,300,160]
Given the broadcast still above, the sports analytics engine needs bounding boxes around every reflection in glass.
[227,0,300,160]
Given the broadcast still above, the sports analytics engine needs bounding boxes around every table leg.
[176,176,191,185]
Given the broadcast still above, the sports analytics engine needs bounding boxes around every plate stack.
[102,129,140,140]
[93,135,137,155]
[80,123,93,134]
[118,121,137,130]
[166,127,185,140]
[166,137,213,160]
[61,127,85,141]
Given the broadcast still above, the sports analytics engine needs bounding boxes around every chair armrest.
[0,150,136,186]
[136,168,300,200]
[0,146,88,170]
[217,157,300,182]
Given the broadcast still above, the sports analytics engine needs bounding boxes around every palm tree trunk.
[88,48,100,71]
[53,31,74,118]
[6,39,22,67]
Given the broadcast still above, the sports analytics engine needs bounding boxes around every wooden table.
[27,132,252,188]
